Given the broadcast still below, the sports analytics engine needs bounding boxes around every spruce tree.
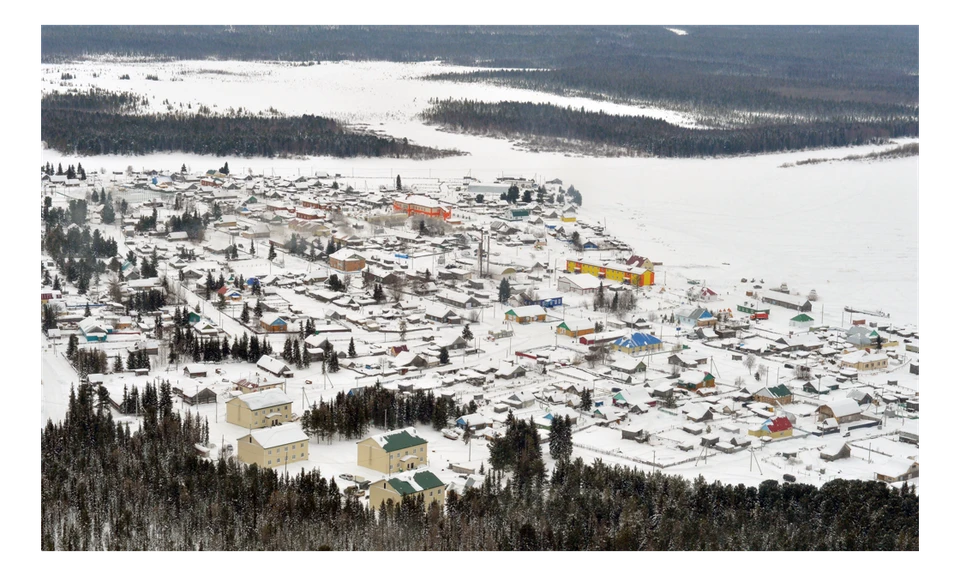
[240,303,250,324]
[498,278,511,303]
[439,347,450,365]
[462,324,473,341]
[348,337,357,358]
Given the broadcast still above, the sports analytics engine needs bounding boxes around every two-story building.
[226,389,294,429]
[237,423,309,468]
[356,427,428,475]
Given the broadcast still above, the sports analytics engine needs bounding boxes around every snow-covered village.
[34,23,927,555]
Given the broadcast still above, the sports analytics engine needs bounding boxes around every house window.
[268,450,272,455]
[301,453,304,458]
[268,460,272,465]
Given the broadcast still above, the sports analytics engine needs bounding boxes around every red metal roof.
[767,417,792,433]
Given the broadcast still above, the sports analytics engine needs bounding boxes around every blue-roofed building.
[610,332,664,356]
[678,307,717,327]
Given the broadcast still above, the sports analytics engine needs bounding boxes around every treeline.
[42,88,146,113]
[167,306,274,364]
[42,26,917,121]
[302,386,458,444]
[41,91,460,159]
[42,382,919,550]
[422,99,919,158]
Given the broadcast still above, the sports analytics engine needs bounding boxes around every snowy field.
[42,59,919,327]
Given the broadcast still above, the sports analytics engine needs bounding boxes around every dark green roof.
[380,430,427,453]
[769,384,792,397]
[791,314,815,322]
[386,471,445,496]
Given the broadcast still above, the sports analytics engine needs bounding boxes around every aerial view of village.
[38,24,921,552]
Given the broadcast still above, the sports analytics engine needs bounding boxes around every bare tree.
[743,354,756,372]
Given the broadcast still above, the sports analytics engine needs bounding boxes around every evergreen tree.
[507,184,520,204]
[326,351,340,373]
[240,303,250,324]
[439,346,450,365]
[396,174,402,191]
[462,324,473,342]
[292,338,303,369]
[522,189,533,203]
[268,244,276,261]
[498,278,511,303]
[66,334,78,359]
[579,388,593,412]
[113,354,123,373]
[83,303,91,317]
[348,337,357,358]
[432,398,448,431]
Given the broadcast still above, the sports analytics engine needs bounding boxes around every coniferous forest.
[42,383,919,551]
[421,99,917,158]
[41,90,460,159]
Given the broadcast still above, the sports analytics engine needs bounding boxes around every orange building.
[393,194,452,220]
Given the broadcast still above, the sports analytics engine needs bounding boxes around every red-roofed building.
[625,255,654,271]
[748,416,793,439]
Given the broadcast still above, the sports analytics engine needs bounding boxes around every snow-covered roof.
[232,389,293,410]
[244,423,308,449]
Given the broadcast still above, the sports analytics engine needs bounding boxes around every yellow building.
[226,389,294,429]
[369,470,447,511]
[556,319,595,338]
[356,427,428,475]
[236,424,309,468]
[566,259,654,286]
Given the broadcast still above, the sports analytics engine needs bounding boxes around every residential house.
[225,389,294,429]
[504,305,547,324]
[609,357,647,376]
[495,363,527,380]
[610,332,663,356]
[683,404,714,423]
[520,290,563,309]
[676,371,716,391]
[369,470,447,511]
[436,289,481,309]
[817,398,862,424]
[839,350,888,372]
[424,303,462,325]
[356,427,428,474]
[556,319,596,338]
[329,249,366,272]
[260,313,289,333]
[237,424,309,468]
[678,307,717,328]
[503,391,536,409]
[256,355,293,377]
[748,416,793,439]
[753,384,794,405]
[875,458,919,483]
[819,440,852,461]
[183,364,208,378]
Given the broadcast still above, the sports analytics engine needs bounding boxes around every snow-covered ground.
[39,59,919,493]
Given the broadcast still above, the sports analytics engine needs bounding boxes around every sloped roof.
[370,428,427,452]
[387,470,445,495]
[245,423,308,449]
[232,389,292,410]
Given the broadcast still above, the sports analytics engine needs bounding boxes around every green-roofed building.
[789,313,817,329]
[754,384,794,405]
[357,427,429,474]
[370,470,448,511]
